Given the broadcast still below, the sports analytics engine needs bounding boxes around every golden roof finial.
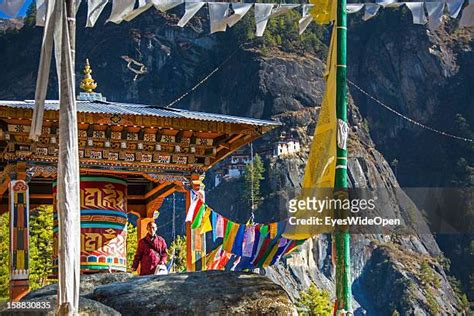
[80,59,98,93]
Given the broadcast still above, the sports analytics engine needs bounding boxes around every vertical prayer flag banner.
[52,176,128,273]
[10,180,30,280]
[310,0,336,24]
[282,0,338,240]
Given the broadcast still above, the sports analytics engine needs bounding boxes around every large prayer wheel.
[53,176,128,273]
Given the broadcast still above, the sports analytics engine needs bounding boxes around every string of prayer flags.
[5,0,474,35]
[186,192,302,270]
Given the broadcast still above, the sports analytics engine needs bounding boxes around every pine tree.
[0,212,9,300]
[167,235,187,272]
[297,283,332,315]
[126,222,138,272]
[243,154,265,210]
[29,206,54,290]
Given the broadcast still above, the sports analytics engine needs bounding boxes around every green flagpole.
[335,0,352,313]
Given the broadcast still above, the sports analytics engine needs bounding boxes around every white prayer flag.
[446,0,464,18]
[86,0,109,27]
[270,3,299,17]
[0,0,26,17]
[363,4,380,21]
[123,0,152,22]
[405,2,428,25]
[226,3,253,27]
[36,0,47,26]
[460,0,474,27]
[347,3,364,14]
[299,4,314,35]
[376,0,397,7]
[107,0,136,24]
[178,1,205,27]
[153,0,183,12]
[425,2,444,30]
[208,2,229,33]
[255,3,274,37]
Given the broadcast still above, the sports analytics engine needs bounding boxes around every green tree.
[29,206,54,290]
[243,154,265,210]
[126,222,138,272]
[0,212,9,301]
[0,206,55,296]
[167,235,187,273]
[297,283,332,316]
[232,9,328,58]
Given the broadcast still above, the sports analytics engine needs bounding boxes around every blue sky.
[0,0,33,19]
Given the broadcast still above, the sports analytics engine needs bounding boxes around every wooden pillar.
[9,170,30,301]
[185,191,193,272]
[186,174,206,272]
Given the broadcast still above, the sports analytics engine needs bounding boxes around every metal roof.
[0,100,281,127]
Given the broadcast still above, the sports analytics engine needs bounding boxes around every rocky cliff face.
[347,7,474,303]
[0,5,471,315]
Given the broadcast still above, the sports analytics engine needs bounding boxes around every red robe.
[132,234,168,275]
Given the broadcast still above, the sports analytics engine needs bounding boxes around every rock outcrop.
[11,272,297,316]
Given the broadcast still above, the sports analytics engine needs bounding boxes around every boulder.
[87,271,297,315]
[23,273,134,300]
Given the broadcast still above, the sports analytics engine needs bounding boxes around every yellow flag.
[200,207,213,234]
[283,12,338,240]
[311,0,337,24]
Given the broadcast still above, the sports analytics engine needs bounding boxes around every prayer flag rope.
[1,0,473,33]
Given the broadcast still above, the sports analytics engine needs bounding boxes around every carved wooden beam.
[144,182,170,199]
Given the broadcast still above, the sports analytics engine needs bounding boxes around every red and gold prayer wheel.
[53,176,128,273]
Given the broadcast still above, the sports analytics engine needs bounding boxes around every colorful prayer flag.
[191,203,206,229]
[200,206,213,234]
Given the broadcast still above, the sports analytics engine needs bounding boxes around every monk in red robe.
[132,221,168,275]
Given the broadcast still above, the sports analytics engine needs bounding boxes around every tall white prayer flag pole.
[29,0,80,312]
[57,0,80,313]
